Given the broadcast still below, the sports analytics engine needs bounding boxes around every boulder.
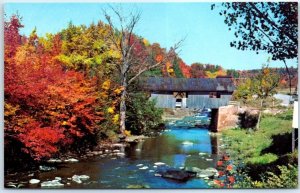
[186,167,218,179]
[54,177,62,181]
[160,169,196,182]
[197,168,218,179]
[190,167,202,173]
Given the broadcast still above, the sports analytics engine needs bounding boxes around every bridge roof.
[138,77,235,92]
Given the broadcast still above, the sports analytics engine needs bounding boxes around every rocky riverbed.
[5,127,224,189]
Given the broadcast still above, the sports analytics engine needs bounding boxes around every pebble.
[72,175,90,184]
[116,152,125,156]
[182,141,193,145]
[139,166,149,170]
[47,158,62,163]
[154,162,165,166]
[29,179,40,184]
[39,165,56,171]
[64,158,79,163]
[41,180,64,188]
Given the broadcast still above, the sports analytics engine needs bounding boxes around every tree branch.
[249,3,297,44]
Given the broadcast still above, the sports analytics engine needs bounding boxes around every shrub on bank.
[126,92,164,135]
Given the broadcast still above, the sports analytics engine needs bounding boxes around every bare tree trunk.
[119,91,126,134]
[119,76,127,135]
[256,99,263,130]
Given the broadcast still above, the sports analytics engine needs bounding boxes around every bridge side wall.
[151,92,233,109]
[150,93,175,108]
[187,92,232,109]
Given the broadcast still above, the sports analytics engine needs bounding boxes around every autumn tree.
[252,64,279,129]
[103,7,181,135]
[212,2,298,94]
[233,78,252,103]
[4,16,104,161]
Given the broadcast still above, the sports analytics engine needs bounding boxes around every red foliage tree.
[179,60,191,78]
[4,16,104,160]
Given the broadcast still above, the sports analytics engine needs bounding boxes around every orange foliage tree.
[4,16,104,161]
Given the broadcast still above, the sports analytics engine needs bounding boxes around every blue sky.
[4,2,298,70]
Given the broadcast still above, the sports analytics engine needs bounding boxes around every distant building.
[138,77,235,109]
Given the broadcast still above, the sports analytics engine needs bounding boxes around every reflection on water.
[8,126,220,189]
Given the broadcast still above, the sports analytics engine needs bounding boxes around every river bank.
[219,108,298,188]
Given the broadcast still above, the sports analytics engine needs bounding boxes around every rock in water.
[41,180,64,188]
[182,141,193,145]
[72,175,90,184]
[29,179,40,184]
[127,184,150,189]
[154,162,165,166]
[139,166,149,170]
[64,158,79,163]
[116,152,125,157]
[78,175,90,180]
[160,169,196,182]
[190,167,202,173]
[54,177,62,181]
[39,165,56,171]
[47,158,62,163]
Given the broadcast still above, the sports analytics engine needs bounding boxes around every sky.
[4,2,298,70]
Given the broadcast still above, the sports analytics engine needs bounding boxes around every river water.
[6,126,221,189]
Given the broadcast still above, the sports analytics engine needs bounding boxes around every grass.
[222,109,293,165]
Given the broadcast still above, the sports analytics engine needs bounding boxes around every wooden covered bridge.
[138,77,236,131]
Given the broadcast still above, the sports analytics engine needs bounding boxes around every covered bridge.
[138,77,235,109]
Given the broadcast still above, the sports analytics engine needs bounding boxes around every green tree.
[173,58,184,78]
[126,92,163,135]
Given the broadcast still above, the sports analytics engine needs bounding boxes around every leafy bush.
[126,92,163,135]
[262,164,298,188]
[235,164,298,188]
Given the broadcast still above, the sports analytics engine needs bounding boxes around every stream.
[5,126,221,189]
